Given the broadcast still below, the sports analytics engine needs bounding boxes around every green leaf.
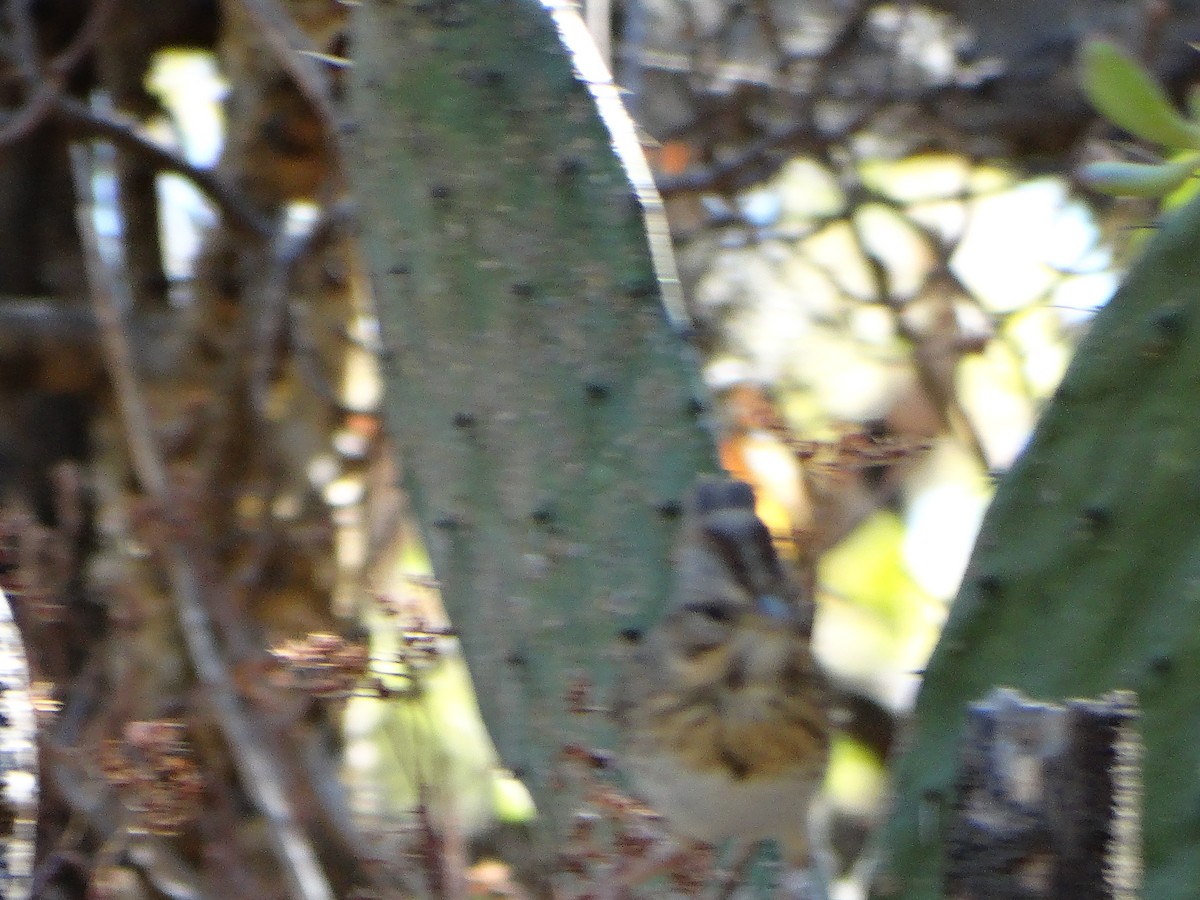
[1079,155,1200,198]
[1080,40,1200,149]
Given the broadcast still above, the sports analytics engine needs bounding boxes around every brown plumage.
[614,477,830,864]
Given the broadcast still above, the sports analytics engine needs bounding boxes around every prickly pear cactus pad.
[879,193,1200,898]
[346,0,716,839]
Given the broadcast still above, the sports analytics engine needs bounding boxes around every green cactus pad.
[879,192,1200,897]
[346,0,715,845]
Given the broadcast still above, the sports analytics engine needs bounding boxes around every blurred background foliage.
[2,0,1199,897]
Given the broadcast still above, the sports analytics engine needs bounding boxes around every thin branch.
[645,0,881,198]
[49,0,118,78]
[228,0,347,169]
[0,0,118,147]
[250,199,354,416]
[288,303,344,405]
[5,0,40,84]
[57,98,273,238]
[748,0,792,80]
[0,83,60,146]
[833,160,992,471]
[68,144,335,900]
[71,164,169,497]
[655,105,876,196]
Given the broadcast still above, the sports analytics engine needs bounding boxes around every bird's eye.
[683,601,735,623]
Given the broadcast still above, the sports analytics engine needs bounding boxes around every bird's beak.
[755,594,795,623]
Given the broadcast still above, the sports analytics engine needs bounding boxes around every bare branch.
[0,0,118,146]
[0,84,60,147]
[50,0,118,78]
[228,0,348,170]
[56,99,273,238]
[68,144,336,900]
[250,199,354,416]
[0,298,96,339]
[5,0,40,84]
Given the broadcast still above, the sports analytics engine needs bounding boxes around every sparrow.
[614,476,830,868]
